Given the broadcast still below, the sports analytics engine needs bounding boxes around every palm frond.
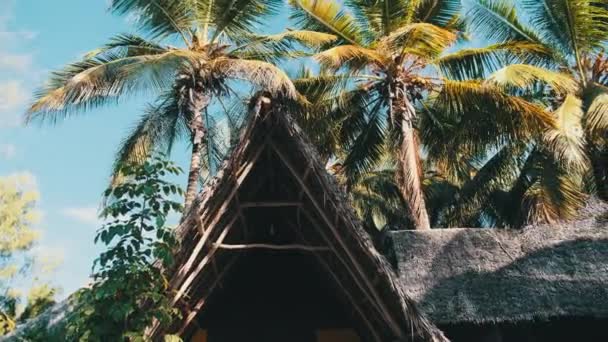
[314,45,387,71]
[435,80,555,144]
[585,85,608,137]
[27,50,197,123]
[109,0,192,43]
[111,92,186,186]
[443,143,527,226]
[466,0,546,46]
[436,41,553,80]
[519,150,586,226]
[381,23,457,59]
[487,64,578,94]
[414,0,462,27]
[521,0,608,60]
[209,0,283,42]
[543,94,589,171]
[229,30,337,63]
[342,99,387,183]
[213,58,297,98]
[289,0,365,46]
[85,34,168,59]
[344,0,410,38]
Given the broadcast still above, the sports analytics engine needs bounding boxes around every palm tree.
[27,0,334,212]
[439,0,608,225]
[289,0,553,229]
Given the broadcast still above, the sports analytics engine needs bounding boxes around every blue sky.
[0,0,290,297]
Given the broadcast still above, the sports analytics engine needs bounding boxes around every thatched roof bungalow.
[150,98,447,342]
[391,201,608,342]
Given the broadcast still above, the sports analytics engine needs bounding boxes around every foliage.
[26,0,316,213]
[289,0,558,229]
[64,155,183,341]
[0,174,59,335]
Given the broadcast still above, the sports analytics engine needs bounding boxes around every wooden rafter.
[172,215,237,304]
[269,141,405,338]
[286,220,383,342]
[170,141,267,289]
[177,255,240,335]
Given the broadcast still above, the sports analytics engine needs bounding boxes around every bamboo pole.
[170,142,266,288]
[212,243,330,252]
[172,216,236,304]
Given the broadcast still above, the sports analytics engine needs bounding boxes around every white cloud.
[62,207,101,226]
[0,143,16,159]
[0,53,32,72]
[0,80,29,127]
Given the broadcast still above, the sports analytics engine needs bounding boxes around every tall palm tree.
[289,0,553,229]
[425,0,608,226]
[27,0,334,212]
[464,0,608,202]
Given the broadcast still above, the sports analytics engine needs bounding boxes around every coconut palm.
[289,0,554,229]
[27,0,336,212]
[440,0,608,225]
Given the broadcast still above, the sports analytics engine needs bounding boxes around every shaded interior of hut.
[180,145,366,342]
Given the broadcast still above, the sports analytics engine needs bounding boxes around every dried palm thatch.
[153,96,448,342]
[391,200,608,325]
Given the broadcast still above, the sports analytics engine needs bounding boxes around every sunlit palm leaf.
[315,45,387,71]
[436,41,552,80]
[27,50,199,123]
[213,58,297,98]
[586,86,608,137]
[381,23,457,59]
[487,64,578,94]
[543,94,588,171]
[289,0,364,46]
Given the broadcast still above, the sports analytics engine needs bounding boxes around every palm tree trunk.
[183,89,210,214]
[398,119,431,230]
[393,82,431,230]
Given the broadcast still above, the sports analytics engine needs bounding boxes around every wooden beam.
[170,142,267,288]
[240,201,302,208]
[177,256,239,335]
[269,142,404,338]
[298,207,394,332]
[212,243,330,252]
[172,215,236,304]
[286,220,382,342]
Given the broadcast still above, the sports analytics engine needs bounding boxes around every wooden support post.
[269,141,404,339]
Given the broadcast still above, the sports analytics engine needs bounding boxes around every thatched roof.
[391,200,608,325]
[2,299,72,341]
[155,97,447,342]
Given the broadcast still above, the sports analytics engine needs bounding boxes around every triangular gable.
[154,97,447,342]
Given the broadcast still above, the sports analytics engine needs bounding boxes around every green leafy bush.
[65,156,184,341]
